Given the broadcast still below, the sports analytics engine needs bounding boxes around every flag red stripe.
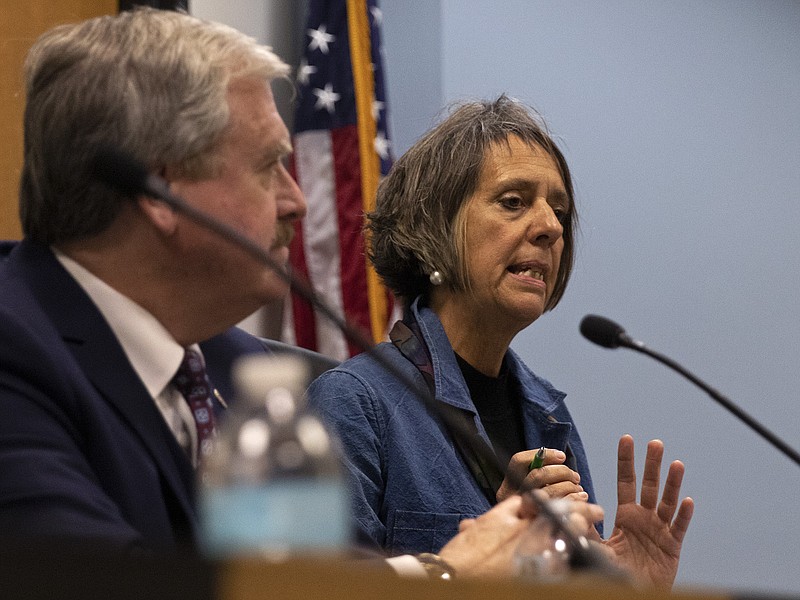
[332,125,370,356]
[288,155,318,351]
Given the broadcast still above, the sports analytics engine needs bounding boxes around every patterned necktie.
[172,348,217,464]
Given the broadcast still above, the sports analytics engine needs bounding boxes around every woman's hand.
[602,435,694,589]
[496,448,587,503]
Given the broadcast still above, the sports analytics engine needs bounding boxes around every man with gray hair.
[2,6,307,549]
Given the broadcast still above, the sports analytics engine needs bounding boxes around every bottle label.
[199,479,350,557]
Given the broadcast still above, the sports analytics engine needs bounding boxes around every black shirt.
[455,353,526,468]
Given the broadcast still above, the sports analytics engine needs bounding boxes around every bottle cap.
[232,354,310,406]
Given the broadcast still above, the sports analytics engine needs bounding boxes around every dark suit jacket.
[0,239,336,552]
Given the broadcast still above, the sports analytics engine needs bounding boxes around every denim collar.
[408,296,567,416]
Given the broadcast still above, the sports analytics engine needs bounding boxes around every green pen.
[528,446,546,471]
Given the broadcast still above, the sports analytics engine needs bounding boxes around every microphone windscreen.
[580,314,626,349]
[90,146,149,196]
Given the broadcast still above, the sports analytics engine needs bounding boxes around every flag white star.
[308,24,335,54]
[297,58,317,85]
[372,98,385,121]
[370,6,383,26]
[313,83,341,113]
[374,131,391,160]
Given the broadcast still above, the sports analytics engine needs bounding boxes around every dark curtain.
[119,0,188,11]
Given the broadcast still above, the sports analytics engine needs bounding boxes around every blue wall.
[383,1,800,595]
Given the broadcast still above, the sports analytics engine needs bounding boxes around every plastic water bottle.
[198,354,350,558]
[514,497,573,580]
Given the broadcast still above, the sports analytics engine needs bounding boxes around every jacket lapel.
[14,241,198,531]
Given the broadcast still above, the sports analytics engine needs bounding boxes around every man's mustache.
[272,222,295,249]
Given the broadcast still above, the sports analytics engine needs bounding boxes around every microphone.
[90,146,625,578]
[579,314,638,349]
[580,314,800,468]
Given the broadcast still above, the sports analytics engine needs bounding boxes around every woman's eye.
[500,196,524,210]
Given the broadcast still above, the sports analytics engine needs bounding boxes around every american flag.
[283,0,395,360]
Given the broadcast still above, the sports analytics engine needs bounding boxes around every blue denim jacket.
[307,299,597,555]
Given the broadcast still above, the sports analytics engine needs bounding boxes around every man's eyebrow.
[277,139,293,156]
[259,141,293,166]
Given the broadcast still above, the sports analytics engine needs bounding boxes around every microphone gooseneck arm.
[581,315,800,468]
[91,147,622,578]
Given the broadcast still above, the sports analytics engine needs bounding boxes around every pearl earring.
[429,270,444,286]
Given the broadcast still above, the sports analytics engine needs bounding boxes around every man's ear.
[138,166,179,235]
[137,195,178,235]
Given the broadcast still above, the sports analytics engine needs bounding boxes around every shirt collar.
[53,249,188,399]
